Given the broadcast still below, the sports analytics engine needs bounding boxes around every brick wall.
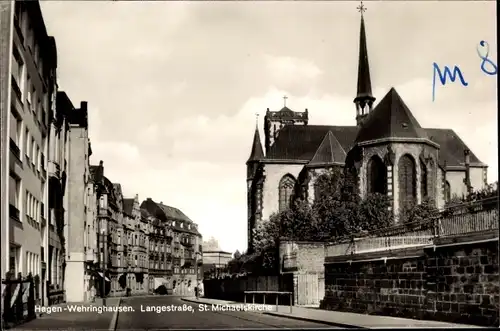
[322,239,499,327]
[279,240,325,274]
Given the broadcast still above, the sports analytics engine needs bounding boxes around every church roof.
[247,128,264,163]
[427,128,486,167]
[266,125,358,161]
[355,87,429,144]
[308,131,347,166]
[263,123,484,168]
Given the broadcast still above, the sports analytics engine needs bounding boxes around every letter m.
[432,63,469,101]
[433,63,468,86]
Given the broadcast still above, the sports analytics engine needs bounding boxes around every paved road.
[117,296,338,329]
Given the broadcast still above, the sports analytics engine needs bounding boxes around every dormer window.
[172,221,176,227]
[188,224,191,230]
[180,223,184,228]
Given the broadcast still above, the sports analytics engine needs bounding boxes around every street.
[117,296,338,329]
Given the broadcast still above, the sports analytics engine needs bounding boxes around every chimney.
[463,149,472,195]
[80,101,88,111]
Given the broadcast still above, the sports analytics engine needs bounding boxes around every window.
[25,129,30,159]
[367,156,387,194]
[188,224,191,230]
[134,255,138,266]
[10,110,22,147]
[31,137,35,164]
[26,23,34,51]
[420,160,428,200]
[278,174,296,212]
[398,154,416,211]
[26,75,32,107]
[12,47,24,96]
[172,221,176,227]
[117,255,121,267]
[445,181,451,202]
[9,175,21,219]
[31,88,37,112]
[36,145,40,170]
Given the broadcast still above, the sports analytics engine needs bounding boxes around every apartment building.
[65,97,98,302]
[141,198,203,296]
[1,1,57,306]
[47,90,70,305]
[117,195,149,296]
[144,210,173,293]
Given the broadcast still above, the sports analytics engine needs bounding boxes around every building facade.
[118,194,149,296]
[246,11,489,251]
[65,97,98,302]
[141,198,203,295]
[1,1,58,306]
[47,89,70,305]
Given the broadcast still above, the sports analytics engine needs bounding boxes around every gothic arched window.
[398,154,416,211]
[314,174,328,201]
[279,174,296,212]
[445,180,451,202]
[367,155,387,194]
[420,160,428,199]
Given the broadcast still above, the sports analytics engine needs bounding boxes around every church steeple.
[247,120,264,164]
[354,1,376,127]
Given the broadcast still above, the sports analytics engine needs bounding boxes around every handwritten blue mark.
[477,40,497,76]
[432,63,468,102]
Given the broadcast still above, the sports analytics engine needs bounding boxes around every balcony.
[9,204,20,222]
[48,161,60,179]
[10,138,21,162]
[183,258,194,268]
[173,257,181,266]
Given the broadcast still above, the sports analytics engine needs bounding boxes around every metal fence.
[2,272,36,328]
[326,197,499,258]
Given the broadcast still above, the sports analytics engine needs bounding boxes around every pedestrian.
[194,285,199,299]
[90,285,96,303]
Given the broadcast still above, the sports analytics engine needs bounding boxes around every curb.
[263,311,365,329]
[108,298,122,331]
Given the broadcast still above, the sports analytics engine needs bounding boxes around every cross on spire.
[357,0,366,15]
[283,95,288,107]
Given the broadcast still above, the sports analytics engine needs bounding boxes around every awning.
[96,272,111,282]
[153,277,168,289]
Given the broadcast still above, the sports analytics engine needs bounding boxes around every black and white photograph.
[0,0,498,329]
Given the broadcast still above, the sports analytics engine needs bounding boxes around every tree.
[233,250,241,259]
[353,193,394,233]
[399,197,440,227]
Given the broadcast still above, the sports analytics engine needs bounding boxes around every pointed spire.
[354,1,376,126]
[247,127,264,163]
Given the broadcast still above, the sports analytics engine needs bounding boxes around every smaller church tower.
[264,96,308,153]
[246,122,265,253]
[354,2,376,127]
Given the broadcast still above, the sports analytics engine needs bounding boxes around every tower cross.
[357,0,366,15]
[283,95,288,107]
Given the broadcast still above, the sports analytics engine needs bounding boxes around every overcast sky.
[40,1,497,254]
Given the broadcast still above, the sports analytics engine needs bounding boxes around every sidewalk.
[181,297,483,329]
[13,297,121,331]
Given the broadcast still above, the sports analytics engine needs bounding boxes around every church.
[245,7,488,251]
